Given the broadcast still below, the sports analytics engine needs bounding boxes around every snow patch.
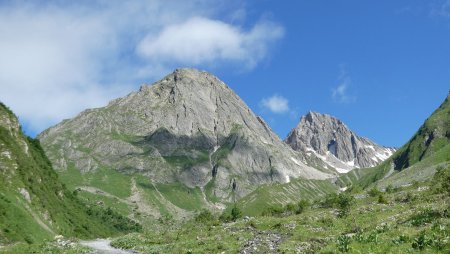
[345,159,355,167]
[334,166,352,174]
[285,174,291,183]
[260,138,269,145]
[365,145,375,151]
[291,157,302,166]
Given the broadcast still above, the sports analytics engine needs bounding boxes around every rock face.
[285,112,395,173]
[39,68,330,201]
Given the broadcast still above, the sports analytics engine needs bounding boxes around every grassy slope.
[393,93,450,170]
[338,93,450,189]
[236,178,338,216]
[0,103,139,248]
[110,166,450,253]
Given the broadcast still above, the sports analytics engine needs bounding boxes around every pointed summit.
[39,69,330,211]
[286,112,395,173]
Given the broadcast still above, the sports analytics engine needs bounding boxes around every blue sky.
[1,0,449,147]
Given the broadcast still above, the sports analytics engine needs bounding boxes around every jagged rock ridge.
[285,112,395,173]
[39,68,331,204]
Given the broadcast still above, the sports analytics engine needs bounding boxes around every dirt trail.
[127,178,160,218]
[79,239,137,254]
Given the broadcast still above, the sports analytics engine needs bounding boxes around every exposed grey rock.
[39,68,331,202]
[285,112,395,173]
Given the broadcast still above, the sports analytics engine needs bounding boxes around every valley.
[0,69,449,253]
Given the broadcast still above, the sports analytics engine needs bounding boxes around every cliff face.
[39,69,331,202]
[286,112,395,173]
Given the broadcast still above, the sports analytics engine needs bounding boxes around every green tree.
[231,205,242,221]
[337,193,354,218]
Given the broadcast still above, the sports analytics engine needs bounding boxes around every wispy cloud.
[260,94,290,114]
[331,65,356,103]
[431,0,450,17]
[0,1,284,134]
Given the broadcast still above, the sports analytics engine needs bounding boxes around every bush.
[408,208,443,226]
[262,205,284,217]
[368,187,381,197]
[321,193,338,208]
[378,193,387,204]
[392,234,409,245]
[385,184,394,193]
[285,203,297,213]
[336,235,351,252]
[231,205,242,221]
[412,231,433,250]
[195,209,215,223]
[432,166,450,195]
[296,200,310,214]
[337,193,354,218]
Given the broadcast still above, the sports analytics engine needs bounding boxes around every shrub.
[378,193,387,204]
[368,187,381,197]
[195,209,215,223]
[285,203,297,213]
[336,235,351,252]
[385,184,394,193]
[408,208,442,226]
[412,231,432,250]
[262,205,284,217]
[392,234,410,245]
[396,192,417,203]
[231,205,242,221]
[337,193,354,218]
[432,166,450,195]
[321,193,338,208]
[296,200,310,214]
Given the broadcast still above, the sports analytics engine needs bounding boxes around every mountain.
[338,92,450,189]
[370,91,450,188]
[392,92,450,170]
[285,112,395,173]
[0,103,139,245]
[38,68,331,219]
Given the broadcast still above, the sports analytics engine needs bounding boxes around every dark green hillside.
[393,92,450,170]
[0,103,140,247]
[339,92,450,189]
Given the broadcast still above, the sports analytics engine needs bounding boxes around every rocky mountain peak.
[39,69,331,206]
[286,112,395,173]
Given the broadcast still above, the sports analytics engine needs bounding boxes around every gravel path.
[79,239,137,254]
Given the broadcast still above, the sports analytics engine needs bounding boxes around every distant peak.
[172,68,211,79]
[303,111,339,123]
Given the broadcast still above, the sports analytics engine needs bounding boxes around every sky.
[1,0,449,148]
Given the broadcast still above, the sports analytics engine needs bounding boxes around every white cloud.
[332,66,356,103]
[0,1,284,134]
[260,95,290,114]
[137,17,284,69]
